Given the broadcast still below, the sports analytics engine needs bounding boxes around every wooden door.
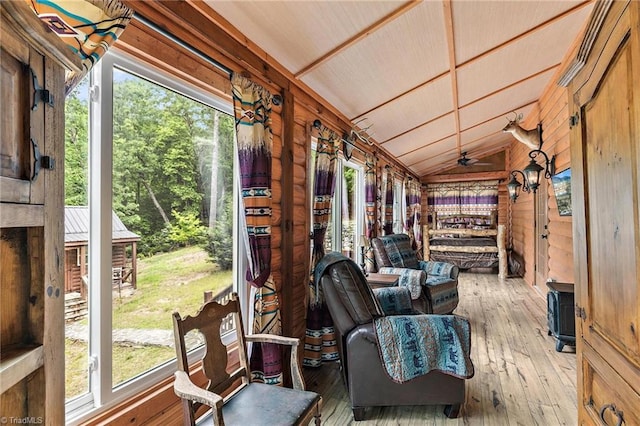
[535,178,548,287]
[0,34,46,205]
[566,1,640,423]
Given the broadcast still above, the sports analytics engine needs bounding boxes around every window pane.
[393,180,403,234]
[342,165,357,259]
[64,76,90,401]
[111,68,235,388]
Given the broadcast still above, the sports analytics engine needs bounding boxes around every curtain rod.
[133,13,233,76]
[133,13,282,105]
[312,119,367,157]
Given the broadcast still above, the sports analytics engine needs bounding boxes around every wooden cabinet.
[1,2,81,424]
[562,0,640,424]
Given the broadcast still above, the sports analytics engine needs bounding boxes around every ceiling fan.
[457,152,492,167]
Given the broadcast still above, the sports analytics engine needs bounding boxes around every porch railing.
[204,284,234,333]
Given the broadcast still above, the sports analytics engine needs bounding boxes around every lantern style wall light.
[522,148,556,193]
[506,170,530,202]
[507,123,556,202]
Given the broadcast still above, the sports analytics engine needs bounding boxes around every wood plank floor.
[303,272,577,425]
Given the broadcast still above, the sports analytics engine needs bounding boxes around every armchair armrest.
[245,334,305,390]
[174,371,224,424]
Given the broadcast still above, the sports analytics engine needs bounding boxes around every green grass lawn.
[65,246,232,400]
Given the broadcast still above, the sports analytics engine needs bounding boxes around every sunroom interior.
[1,0,639,425]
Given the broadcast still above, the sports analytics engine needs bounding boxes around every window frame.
[393,177,405,234]
[325,157,365,263]
[66,49,246,423]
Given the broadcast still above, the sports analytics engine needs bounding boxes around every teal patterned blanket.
[373,315,474,383]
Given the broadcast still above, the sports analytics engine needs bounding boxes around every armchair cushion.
[326,254,383,325]
[378,267,425,300]
[372,234,419,269]
[372,286,415,316]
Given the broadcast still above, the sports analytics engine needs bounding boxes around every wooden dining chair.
[172,293,322,425]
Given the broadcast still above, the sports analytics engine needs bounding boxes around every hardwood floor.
[303,272,577,425]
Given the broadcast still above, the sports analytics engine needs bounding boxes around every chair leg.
[443,403,461,418]
[352,407,366,421]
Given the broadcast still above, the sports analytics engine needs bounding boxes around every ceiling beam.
[457,0,592,69]
[397,99,537,165]
[458,63,559,110]
[380,110,454,145]
[422,170,509,184]
[442,0,462,157]
[294,0,422,79]
[352,70,449,122]
[350,1,591,132]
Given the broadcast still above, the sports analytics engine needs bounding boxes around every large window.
[64,51,243,421]
[321,156,364,264]
[393,178,404,234]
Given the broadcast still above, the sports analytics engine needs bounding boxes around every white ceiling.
[206,0,594,176]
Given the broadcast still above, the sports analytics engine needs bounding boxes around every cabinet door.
[570,1,640,423]
[1,30,45,204]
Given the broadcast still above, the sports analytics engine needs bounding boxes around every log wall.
[508,38,578,286]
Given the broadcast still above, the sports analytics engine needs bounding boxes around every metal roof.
[64,206,140,244]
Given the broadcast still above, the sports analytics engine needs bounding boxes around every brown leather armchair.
[318,252,469,421]
[371,234,459,314]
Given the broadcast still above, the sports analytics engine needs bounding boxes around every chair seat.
[197,383,321,426]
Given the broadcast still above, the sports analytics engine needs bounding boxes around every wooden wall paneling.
[281,88,294,344]
[117,23,232,101]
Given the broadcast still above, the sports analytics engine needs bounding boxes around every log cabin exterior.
[64,207,139,298]
[1,0,638,424]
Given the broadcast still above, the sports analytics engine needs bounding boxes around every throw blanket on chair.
[378,267,424,300]
[373,315,474,383]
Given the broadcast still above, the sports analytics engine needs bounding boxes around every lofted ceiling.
[205,0,594,177]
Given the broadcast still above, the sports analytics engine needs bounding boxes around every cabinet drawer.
[581,343,640,425]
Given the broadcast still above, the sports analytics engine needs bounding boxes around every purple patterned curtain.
[27,0,133,95]
[231,73,282,385]
[427,180,498,228]
[304,128,340,367]
[459,180,499,214]
[382,167,394,235]
[364,154,377,273]
[427,182,461,215]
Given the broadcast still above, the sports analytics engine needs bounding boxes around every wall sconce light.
[508,123,556,202]
[523,148,556,193]
[506,170,530,202]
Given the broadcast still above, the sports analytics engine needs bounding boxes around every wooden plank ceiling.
[205,0,594,177]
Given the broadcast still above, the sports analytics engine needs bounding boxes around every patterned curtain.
[427,182,461,215]
[364,154,377,273]
[303,129,340,367]
[382,167,394,235]
[231,73,282,385]
[27,0,134,95]
[427,180,499,218]
[459,180,499,214]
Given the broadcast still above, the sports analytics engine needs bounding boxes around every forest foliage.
[64,72,235,268]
